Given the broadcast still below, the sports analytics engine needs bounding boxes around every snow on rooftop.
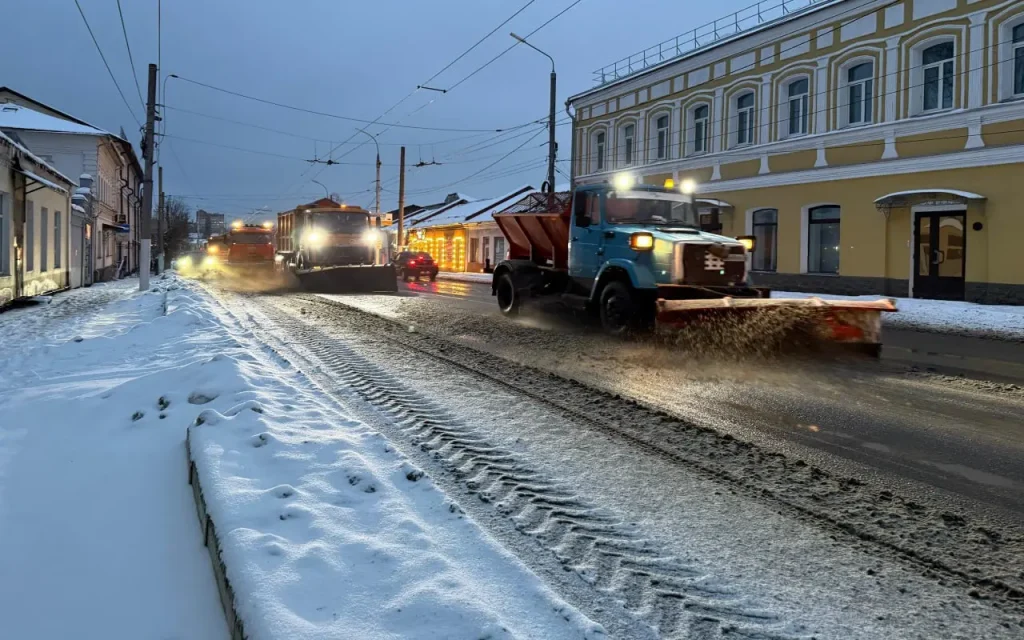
[412,185,533,228]
[0,127,74,187]
[0,103,109,136]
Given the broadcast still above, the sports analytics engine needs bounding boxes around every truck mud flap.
[293,265,398,294]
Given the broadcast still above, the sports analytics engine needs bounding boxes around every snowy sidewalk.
[0,277,227,639]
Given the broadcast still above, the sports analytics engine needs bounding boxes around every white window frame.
[591,128,608,173]
[54,210,62,269]
[806,204,841,274]
[1016,23,1024,97]
[619,122,636,167]
[41,206,48,272]
[911,38,956,115]
[783,76,810,138]
[25,200,35,272]
[652,112,671,161]
[838,58,876,128]
[0,192,8,276]
[997,15,1024,101]
[686,102,712,156]
[730,90,757,148]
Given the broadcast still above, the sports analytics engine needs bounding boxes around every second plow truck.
[492,180,895,354]
[276,199,396,293]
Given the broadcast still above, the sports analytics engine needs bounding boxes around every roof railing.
[591,0,831,87]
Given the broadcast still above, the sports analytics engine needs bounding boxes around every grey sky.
[7,0,750,218]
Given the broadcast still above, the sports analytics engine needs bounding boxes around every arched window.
[808,205,840,274]
[620,122,636,166]
[593,130,606,172]
[1014,23,1024,96]
[654,114,671,161]
[735,92,756,146]
[846,62,874,125]
[751,209,777,272]
[689,104,711,154]
[786,78,809,136]
[922,41,954,112]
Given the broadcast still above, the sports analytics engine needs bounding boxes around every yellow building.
[569,0,1024,303]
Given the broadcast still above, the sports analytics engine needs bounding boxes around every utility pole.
[375,151,382,216]
[156,165,165,273]
[511,32,557,192]
[397,146,406,252]
[140,63,157,291]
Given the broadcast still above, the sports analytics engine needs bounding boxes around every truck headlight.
[303,230,324,249]
[629,232,654,251]
[203,255,217,267]
[177,255,192,269]
[737,235,756,252]
[362,229,379,247]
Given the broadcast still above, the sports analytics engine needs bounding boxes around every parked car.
[395,251,439,282]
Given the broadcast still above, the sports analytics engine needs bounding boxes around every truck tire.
[599,281,643,336]
[496,272,520,315]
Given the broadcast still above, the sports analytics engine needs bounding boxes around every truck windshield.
[314,213,368,232]
[605,191,698,227]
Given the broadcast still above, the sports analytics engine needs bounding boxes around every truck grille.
[679,243,745,286]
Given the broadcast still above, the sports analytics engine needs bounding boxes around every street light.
[311,179,329,199]
[356,128,382,216]
[510,32,556,193]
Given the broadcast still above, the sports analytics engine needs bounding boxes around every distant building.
[195,210,225,238]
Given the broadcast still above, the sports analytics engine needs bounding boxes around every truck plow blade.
[655,297,897,348]
[293,265,397,294]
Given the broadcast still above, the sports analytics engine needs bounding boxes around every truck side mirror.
[573,195,591,228]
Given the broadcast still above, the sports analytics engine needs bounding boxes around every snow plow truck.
[491,182,895,355]
[275,199,396,293]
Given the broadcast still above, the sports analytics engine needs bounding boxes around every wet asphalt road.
[392,278,1024,522]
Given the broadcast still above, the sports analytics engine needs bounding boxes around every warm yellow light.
[613,174,634,191]
[663,178,675,189]
[680,178,697,195]
[737,235,756,252]
[262,221,273,229]
[629,232,654,250]
[232,220,243,229]
[207,244,220,254]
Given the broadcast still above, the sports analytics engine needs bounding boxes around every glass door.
[914,212,965,300]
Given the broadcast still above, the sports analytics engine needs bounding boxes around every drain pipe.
[564,101,576,190]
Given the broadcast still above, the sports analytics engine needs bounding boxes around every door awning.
[695,198,732,209]
[16,167,67,195]
[874,189,985,206]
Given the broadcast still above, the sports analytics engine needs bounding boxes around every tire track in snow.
[226,294,808,640]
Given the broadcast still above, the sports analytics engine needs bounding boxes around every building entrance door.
[913,211,965,300]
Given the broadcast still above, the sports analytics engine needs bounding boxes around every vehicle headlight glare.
[629,232,654,251]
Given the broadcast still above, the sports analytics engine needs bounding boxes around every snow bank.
[436,271,492,284]
[775,291,1024,340]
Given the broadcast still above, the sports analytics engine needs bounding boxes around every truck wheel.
[599,281,642,336]
[496,273,520,315]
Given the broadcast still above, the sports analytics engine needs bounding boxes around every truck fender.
[492,259,540,296]
[589,259,658,303]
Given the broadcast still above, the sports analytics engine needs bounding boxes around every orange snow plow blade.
[655,297,897,348]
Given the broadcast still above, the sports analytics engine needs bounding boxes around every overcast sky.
[7,0,751,219]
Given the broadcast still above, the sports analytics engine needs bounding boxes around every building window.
[55,211,62,269]
[41,207,48,271]
[594,130,606,172]
[654,114,670,161]
[482,236,490,268]
[469,237,479,264]
[736,92,755,146]
[846,62,874,125]
[751,209,777,272]
[808,205,840,274]
[922,42,954,112]
[1014,23,1024,96]
[26,201,35,272]
[690,104,710,154]
[786,78,809,136]
[622,123,636,166]
[494,236,506,264]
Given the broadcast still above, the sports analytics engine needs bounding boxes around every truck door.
[568,191,602,289]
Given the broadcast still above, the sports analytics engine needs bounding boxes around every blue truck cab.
[493,183,766,334]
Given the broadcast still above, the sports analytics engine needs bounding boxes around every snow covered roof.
[696,198,732,208]
[0,103,109,136]
[874,189,986,204]
[0,128,74,189]
[411,185,534,228]
[71,203,86,213]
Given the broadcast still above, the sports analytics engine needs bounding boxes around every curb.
[186,429,247,640]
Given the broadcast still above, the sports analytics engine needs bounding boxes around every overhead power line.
[173,75,532,133]
[115,0,145,111]
[74,0,142,126]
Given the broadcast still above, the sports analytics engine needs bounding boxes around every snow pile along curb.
[436,271,492,285]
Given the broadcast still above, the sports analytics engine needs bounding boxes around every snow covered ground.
[0,276,601,639]
[434,273,1024,340]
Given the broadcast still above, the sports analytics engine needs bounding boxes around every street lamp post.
[311,179,329,199]
[356,128,382,216]
[511,32,556,193]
